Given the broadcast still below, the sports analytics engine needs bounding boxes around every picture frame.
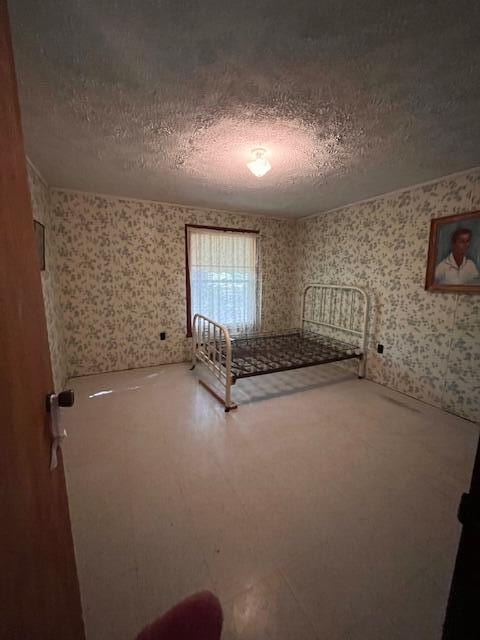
[33,220,45,271]
[425,210,480,294]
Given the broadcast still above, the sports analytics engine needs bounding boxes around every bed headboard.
[301,284,369,355]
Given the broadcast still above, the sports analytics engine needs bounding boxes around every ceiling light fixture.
[247,148,271,177]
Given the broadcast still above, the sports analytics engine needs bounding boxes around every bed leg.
[224,379,237,412]
[358,355,366,379]
[225,380,231,411]
[199,379,237,411]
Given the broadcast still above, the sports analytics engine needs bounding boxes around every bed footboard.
[191,314,237,412]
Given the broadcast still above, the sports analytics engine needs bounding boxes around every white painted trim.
[50,186,293,222]
[26,156,49,189]
[299,165,480,221]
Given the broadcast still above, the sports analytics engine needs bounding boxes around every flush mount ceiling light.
[247,148,271,177]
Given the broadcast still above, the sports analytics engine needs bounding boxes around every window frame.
[185,224,260,337]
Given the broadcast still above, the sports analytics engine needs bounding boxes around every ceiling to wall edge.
[27,156,480,224]
[299,165,480,220]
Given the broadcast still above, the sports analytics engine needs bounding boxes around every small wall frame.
[425,210,480,294]
[34,220,45,271]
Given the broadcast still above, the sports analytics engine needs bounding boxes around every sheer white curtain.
[188,228,260,334]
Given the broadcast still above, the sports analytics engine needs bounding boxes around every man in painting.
[435,228,479,285]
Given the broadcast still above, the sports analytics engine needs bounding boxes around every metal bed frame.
[191,284,369,411]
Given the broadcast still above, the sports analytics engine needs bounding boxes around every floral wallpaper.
[295,170,480,422]
[30,166,479,423]
[49,190,297,378]
[27,162,67,392]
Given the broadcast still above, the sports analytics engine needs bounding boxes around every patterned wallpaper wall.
[29,164,479,422]
[295,171,480,422]
[27,163,67,391]
[50,190,297,378]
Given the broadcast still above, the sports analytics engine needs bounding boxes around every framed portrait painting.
[425,210,480,293]
[33,220,45,271]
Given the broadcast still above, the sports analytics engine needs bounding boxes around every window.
[186,225,260,336]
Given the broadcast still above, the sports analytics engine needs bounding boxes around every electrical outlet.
[160,332,166,341]
[377,344,384,354]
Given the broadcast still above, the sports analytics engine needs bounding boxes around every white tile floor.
[63,363,478,640]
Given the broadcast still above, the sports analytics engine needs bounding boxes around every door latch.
[46,390,74,470]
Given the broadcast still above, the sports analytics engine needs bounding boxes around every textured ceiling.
[9,0,480,217]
